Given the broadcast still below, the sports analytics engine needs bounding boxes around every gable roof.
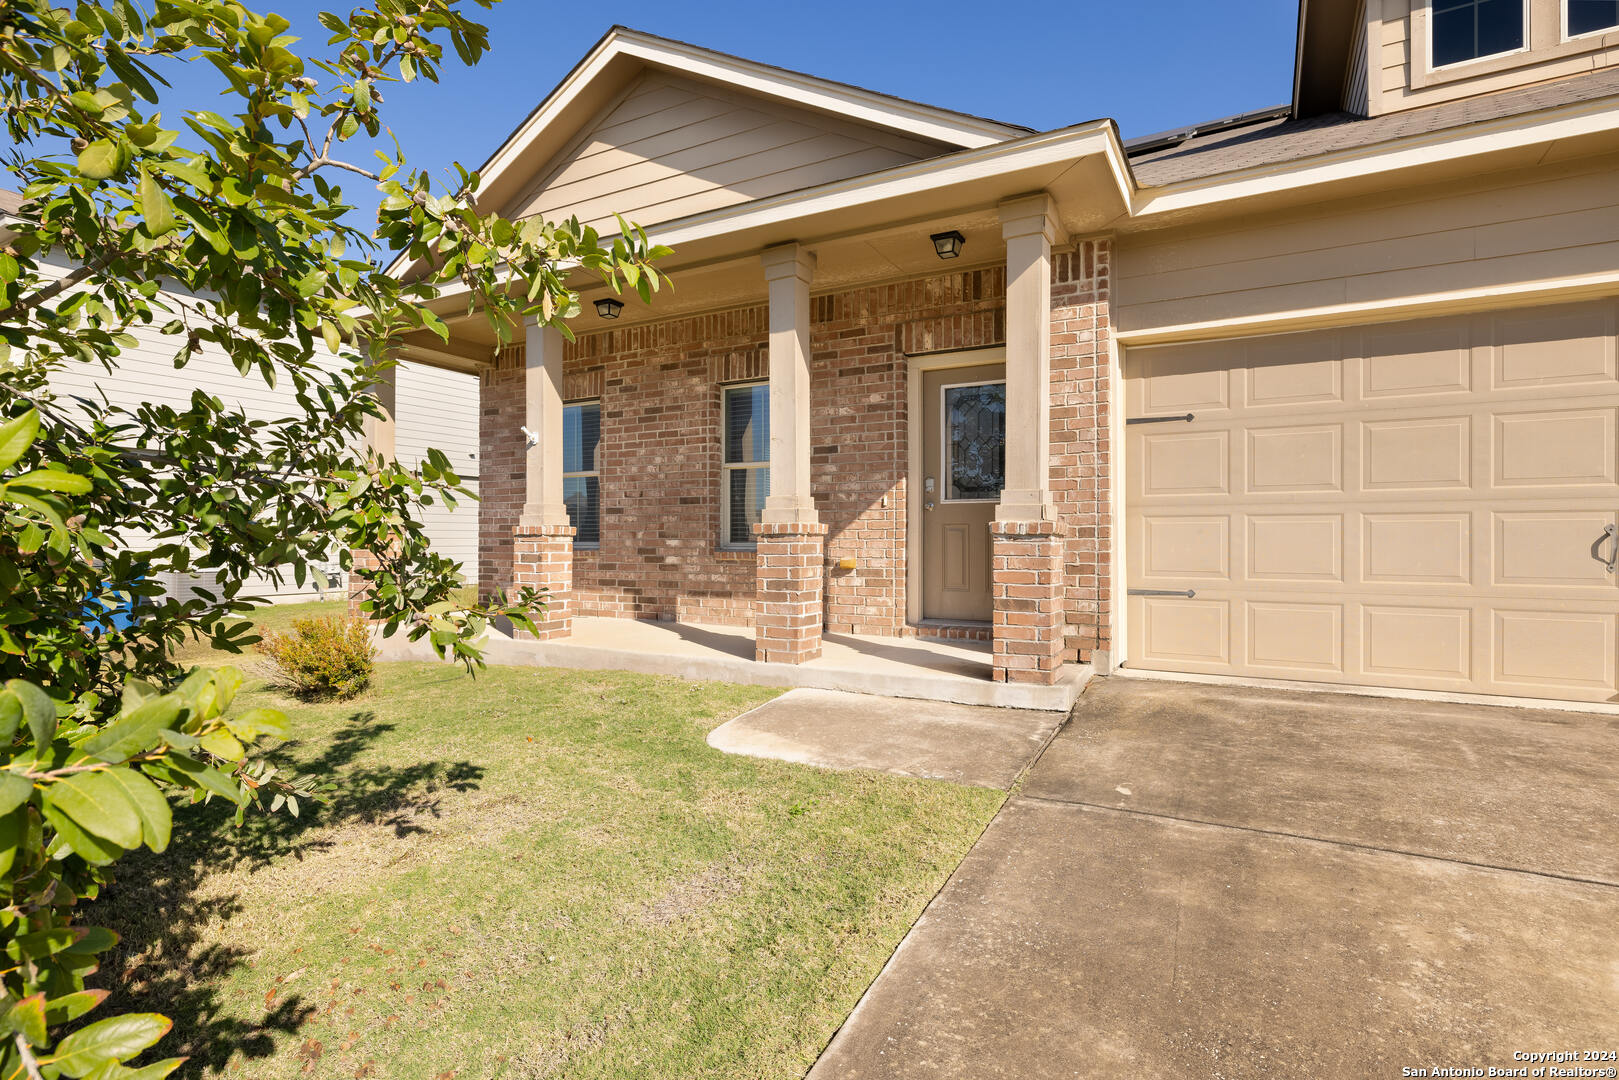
[472,26,1029,223]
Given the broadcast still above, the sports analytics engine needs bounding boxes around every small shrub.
[258,615,377,698]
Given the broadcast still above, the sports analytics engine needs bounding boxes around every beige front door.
[1125,299,1619,704]
[922,363,1006,620]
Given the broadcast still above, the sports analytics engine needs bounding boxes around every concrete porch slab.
[379,617,1090,711]
[707,688,1063,789]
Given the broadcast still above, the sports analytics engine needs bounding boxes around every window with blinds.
[563,401,600,546]
[721,383,769,547]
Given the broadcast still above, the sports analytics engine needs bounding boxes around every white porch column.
[996,194,1062,523]
[520,316,570,529]
[759,243,818,526]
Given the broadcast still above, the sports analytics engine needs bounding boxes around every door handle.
[1603,523,1618,574]
[924,500,935,511]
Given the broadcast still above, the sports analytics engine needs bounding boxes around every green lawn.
[92,605,1003,1079]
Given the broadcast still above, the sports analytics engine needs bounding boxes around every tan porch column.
[349,362,397,618]
[990,194,1066,684]
[513,316,575,639]
[754,243,825,664]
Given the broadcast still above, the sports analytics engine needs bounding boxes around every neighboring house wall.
[1113,150,1619,331]
[479,245,1115,665]
[1371,0,1619,115]
[504,71,951,231]
[37,251,479,601]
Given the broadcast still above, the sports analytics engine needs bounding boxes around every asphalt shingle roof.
[1130,67,1619,188]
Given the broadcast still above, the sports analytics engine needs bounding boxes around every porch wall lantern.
[930,230,965,260]
[594,297,625,320]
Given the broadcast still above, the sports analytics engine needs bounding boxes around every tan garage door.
[1125,299,1619,704]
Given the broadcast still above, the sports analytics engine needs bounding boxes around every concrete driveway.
[810,678,1619,1079]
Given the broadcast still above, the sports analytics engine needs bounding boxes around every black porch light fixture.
[594,297,625,320]
[930,230,965,260]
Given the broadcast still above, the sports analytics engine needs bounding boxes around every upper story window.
[563,401,600,546]
[1431,0,1525,66]
[721,383,769,548]
[1567,0,1619,37]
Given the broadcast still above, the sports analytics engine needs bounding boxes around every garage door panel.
[1362,605,1473,682]
[1362,513,1472,585]
[1492,610,1616,692]
[1246,332,1344,407]
[1492,303,1616,389]
[1135,597,1230,666]
[1493,511,1619,587]
[1140,515,1230,581]
[1127,297,1619,704]
[1133,340,1233,414]
[1246,601,1344,673]
[1361,319,1473,398]
[1247,515,1343,582]
[1493,408,1617,488]
[1362,415,1472,491]
[1246,424,1342,493]
[1139,428,1229,497]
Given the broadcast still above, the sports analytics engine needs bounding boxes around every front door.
[922,363,1006,620]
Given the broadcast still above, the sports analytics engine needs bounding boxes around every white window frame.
[1563,0,1619,39]
[1428,0,1529,71]
[720,382,769,550]
[938,377,1007,505]
[563,399,601,549]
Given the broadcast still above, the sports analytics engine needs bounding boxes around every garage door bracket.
[1128,588,1197,598]
[1126,413,1194,425]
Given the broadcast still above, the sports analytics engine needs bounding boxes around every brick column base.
[753,521,828,664]
[990,520,1067,685]
[513,524,576,640]
[347,548,381,621]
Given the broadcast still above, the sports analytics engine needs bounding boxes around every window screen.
[1432,0,1524,66]
[722,384,769,546]
[563,401,600,545]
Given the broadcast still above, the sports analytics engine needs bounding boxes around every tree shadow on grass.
[88,709,486,1076]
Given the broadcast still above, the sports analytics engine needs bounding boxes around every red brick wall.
[1050,239,1113,665]
[477,251,1113,664]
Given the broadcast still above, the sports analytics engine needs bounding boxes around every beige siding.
[1370,0,1619,115]
[1115,153,1619,332]
[1343,0,1371,115]
[506,72,951,231]
[38,252,480,597]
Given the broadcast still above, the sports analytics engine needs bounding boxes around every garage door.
[1125,299,1619,704]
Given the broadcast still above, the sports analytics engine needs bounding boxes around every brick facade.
[477,241,1114,669]
[989,519,1067,683]
[512,524,576,639]
[753,521,828,663]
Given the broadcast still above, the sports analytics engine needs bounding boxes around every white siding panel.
[38,252,480,598]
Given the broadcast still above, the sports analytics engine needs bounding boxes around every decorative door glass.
[944,381,1006,501]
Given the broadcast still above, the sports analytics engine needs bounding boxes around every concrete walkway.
[380,617,1089,711]
[708,688,1063,789]
[810,678,1619,1078]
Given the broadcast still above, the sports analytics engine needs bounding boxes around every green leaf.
[43,772,142,849]
[0,773,32,817]
[138,171,177,237]
[42,804,124,866]
[0,691,21,742]
[196,729,243,762]
[0,410,39,472]
[100,769,170,853]
[225,707,289,740]
[0,809,22,877]
[84,1057,187,1080]
[5,680,56,746]
[82,695,180,763]
[50,1013,172,1077]
[75,139,126,181]
[163,754,243,804]
[4,993,46,1046]
[44,989,109,1027]
[7,469,92,494]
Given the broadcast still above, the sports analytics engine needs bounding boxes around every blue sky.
[14,1,1299,232]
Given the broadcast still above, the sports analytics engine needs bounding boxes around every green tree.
[0,1,667,1073]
